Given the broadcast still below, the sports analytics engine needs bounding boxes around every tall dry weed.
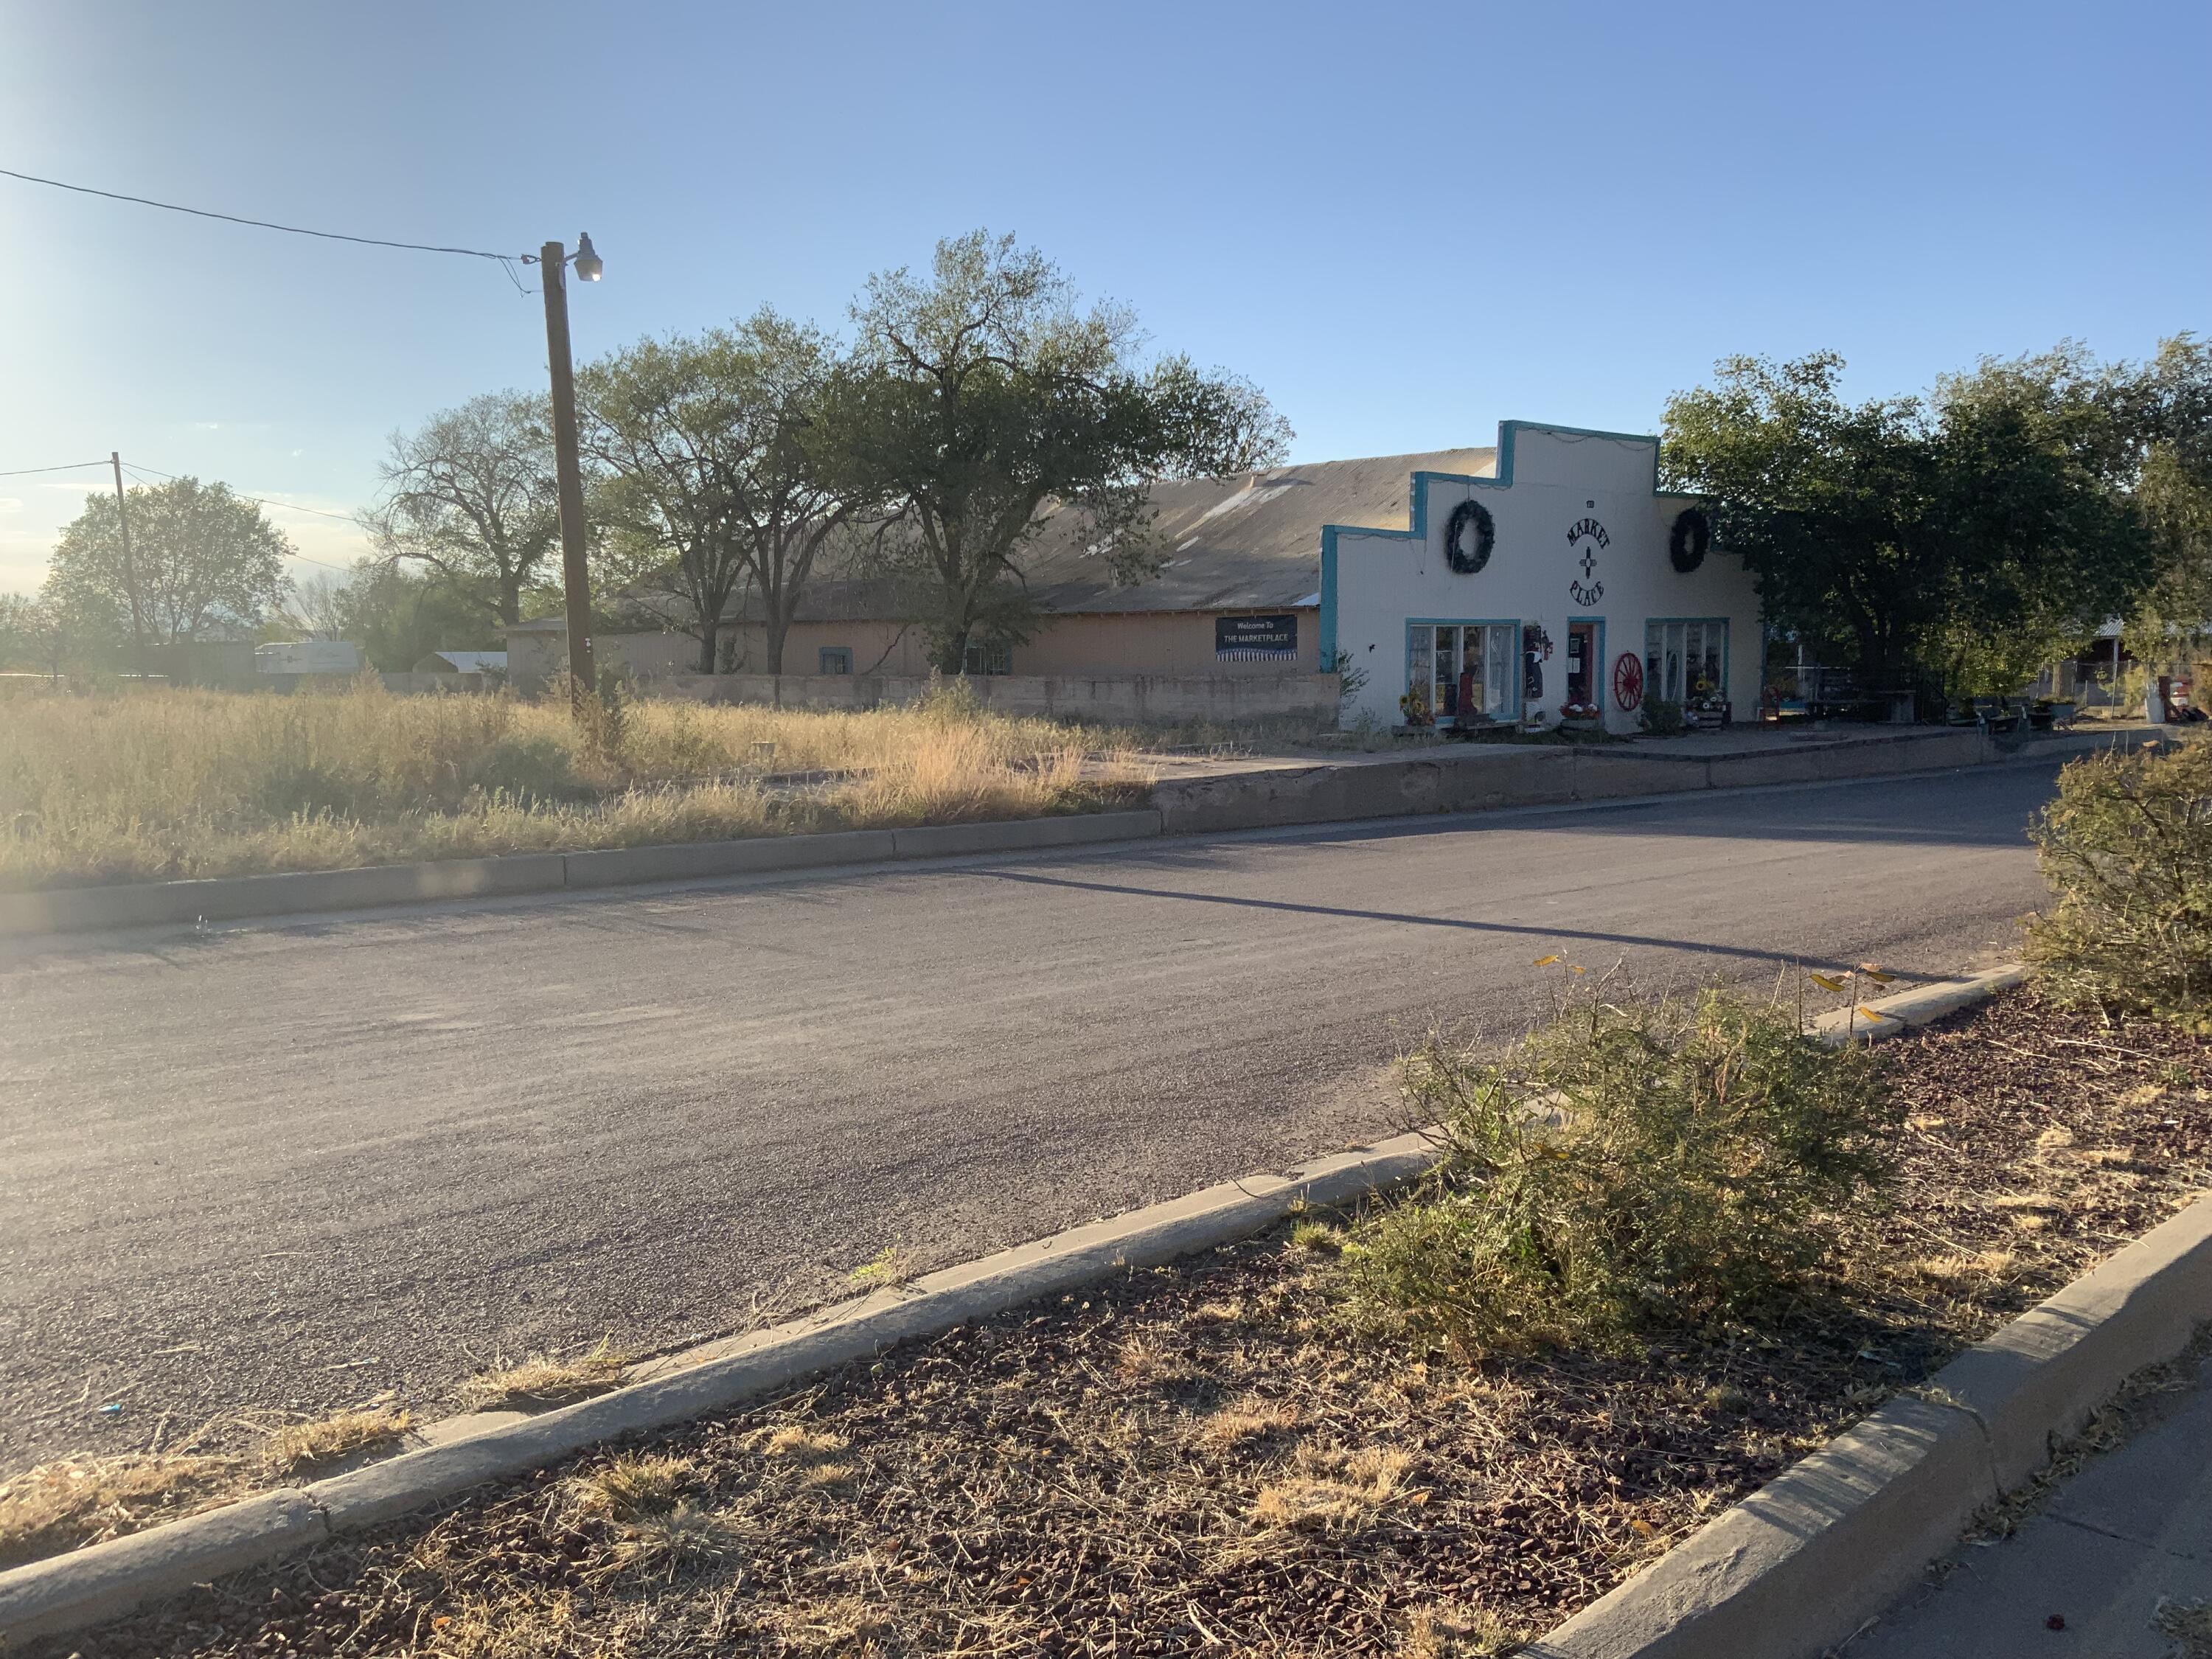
[0,685,1150,888]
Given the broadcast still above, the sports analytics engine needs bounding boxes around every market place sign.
[1567,514,1608,608]
[1216,613,1300,660]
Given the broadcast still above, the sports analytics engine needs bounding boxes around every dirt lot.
[22,988,2212,1659]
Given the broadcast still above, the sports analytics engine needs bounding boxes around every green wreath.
[1444,499,1495,574]
[1669,508,1711,573]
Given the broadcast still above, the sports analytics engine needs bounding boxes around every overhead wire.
[116,464,362,570]
[1,166,533,571]
[0,459,114,479]
[0,165,532,289]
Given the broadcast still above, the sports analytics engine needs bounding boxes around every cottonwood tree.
[42,476,293,645]
[364,392,560,627]
[832,231,1292,674]
[2131,335,2212,648]
[0,593,69,676]
[583,312,864,674]
[1663,349,2154,695]
[289,558,504,671]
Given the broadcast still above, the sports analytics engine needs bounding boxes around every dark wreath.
[1669,507,1711,573]
[1444,499,1495,574]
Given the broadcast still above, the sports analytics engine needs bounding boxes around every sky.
[1,0,2205,597]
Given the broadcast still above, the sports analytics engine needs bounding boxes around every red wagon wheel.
[1612,651,1645,712]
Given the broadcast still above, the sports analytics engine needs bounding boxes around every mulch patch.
[32,988,2212,1659]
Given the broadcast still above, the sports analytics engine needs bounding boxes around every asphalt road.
[1,763,2060,1472]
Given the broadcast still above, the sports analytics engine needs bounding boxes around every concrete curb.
[0,961,2044,1644]
[1528,1066,2212,1656]
[0,1127,1441,1642]
[1,726,2153,940]
[0,810,1166,939]
[1806,964,2034,1047]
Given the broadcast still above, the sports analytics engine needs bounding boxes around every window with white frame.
[1407,622,1517,723]
[1644,619,1728,704]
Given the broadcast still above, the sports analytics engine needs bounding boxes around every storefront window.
[1407,623,1517,722]
[1644,620,1728,704]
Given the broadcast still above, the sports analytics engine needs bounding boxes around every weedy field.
[0,683,1154,891]
[21,987,2211,1659]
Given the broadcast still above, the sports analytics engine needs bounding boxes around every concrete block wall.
[639,671,1340,725]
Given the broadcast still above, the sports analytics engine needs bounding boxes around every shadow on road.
[970,867,1950,981]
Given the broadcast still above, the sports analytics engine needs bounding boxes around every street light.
[539,234,601,709]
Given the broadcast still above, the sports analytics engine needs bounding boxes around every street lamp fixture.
[571,232,602,282]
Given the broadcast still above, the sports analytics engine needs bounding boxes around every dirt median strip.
[0,964,2058,1646]
[0,1130,1441,1642]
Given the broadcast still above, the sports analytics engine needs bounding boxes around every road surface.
[1,763,2058,1471]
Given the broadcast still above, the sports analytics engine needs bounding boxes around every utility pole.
[540,238,595,711]
[110,452,148,683]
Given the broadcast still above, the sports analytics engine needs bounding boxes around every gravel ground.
[21,987,2212,1659]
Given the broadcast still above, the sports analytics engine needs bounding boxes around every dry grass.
[846,1245,919,1290]
[261,1408,412,1475]
[1197,1394,1303,1448]
[460,1345,629,1411]
[567,1454,696,1524]
[1400,1607,1537,1658]
[0,684,1152,891]
[558,1453,734,1586]
[756,1426,857,1488]
[1250,1444,1419,1532]
[0,1455,238,1568]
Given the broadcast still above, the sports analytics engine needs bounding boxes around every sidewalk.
[1846,1349,2212,1658]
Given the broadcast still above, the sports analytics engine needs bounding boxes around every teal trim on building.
[1315,419,1690,633]
[1318,526,1338,670]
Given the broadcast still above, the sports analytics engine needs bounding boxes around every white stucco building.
[1324,421,1761,734]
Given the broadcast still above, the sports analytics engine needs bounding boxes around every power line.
[0,459,112,479]
[0,166,527,276]
[114,465,363,570]
[121,462,363,525]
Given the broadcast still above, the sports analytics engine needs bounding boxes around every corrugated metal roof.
[507,447,1499,629]
[1016,448,1496,613]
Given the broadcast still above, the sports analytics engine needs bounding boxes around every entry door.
[1566,622,1598,708]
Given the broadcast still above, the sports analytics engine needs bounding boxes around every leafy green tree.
[1663,349,2154,692]
[41,476,293,645]
[583,310,866,675]
[0,593,69,676]
[308,559,508,672]
[833,231,1292,674]
[2130,335,2212,649]
[364,392,560,627]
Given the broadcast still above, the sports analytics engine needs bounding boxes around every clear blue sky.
[1,0,2205,595]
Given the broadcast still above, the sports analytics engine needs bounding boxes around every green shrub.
[1337,988,1896,1355]
[1638,698,1686,736]
[2026,740,2212,1029]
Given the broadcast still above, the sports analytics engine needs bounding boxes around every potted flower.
[1558,700,1602,733]
[1399,685,1433,728]
[1685,678,1732,729]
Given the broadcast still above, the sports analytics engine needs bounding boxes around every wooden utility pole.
[110,452,148,683]
[540,240,594,710]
